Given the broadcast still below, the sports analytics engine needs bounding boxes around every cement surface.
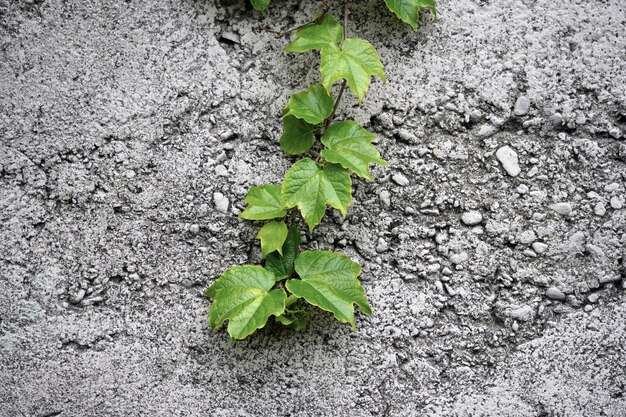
[1,0,625,416]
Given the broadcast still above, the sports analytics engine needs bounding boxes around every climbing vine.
[206,1,436,340]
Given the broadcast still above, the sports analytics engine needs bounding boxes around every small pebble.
[220,129,235,140]
[449,252,469,265]
[215,165,228,177]
[506,305,534,322]
[213,192,229,214]
[610,196,624,209]
[392,173,410,186]
[594,202,606,216]
[444,284,456,296]
[477,124,497,138]
[566,295,582,307]
[512,321,519,332]
[532,242,548,254]
[376,238,389,253]
[599,274,621,284]
[468,109,482,122]
[82,296,103,306]
[550,202,572,215]
[519,230,537,245]
[461,211,483,226]
[587,293,599,303]
[546,287,566,301]
[513,96,530,116]
[549,113,563,125]
[516,184,529,194]
[495,146,521,177]
[189,224,200,234]
[379,190,391,208]
[435,232,447,245]
[397,129,418,144]
[585,244,604,259]
[71,289,86,304]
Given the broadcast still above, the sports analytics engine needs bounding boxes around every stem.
[322,2,349,131]
[324,80,347,130]
[342,1,349,42]
[270,3,331,38]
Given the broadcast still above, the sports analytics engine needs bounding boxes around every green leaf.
[284,14,343,53]
[285,294,301,307]
[280,116,315,155]
[384,0,437,31]
[275,304,308,331]
[206,265,287,340]
[240,185,286,221]
[284,85,334,125]
[276,295,308,330]
[321,38,386,103]
[285,251,371,330]
[281,158,352,232]
[250,0,270,10]
[320,121,388,181]
[266,226,301,280]
[256,220,288,258]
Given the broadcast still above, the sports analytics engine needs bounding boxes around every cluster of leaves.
[206,1,436,340]
[252,0,436,31]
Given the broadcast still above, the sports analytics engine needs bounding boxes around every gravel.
[392,172,410,186]
[375,238,389,253]
[550,202,573,215]
[504,305,534,322]
[461,211,483,226]
[379,190,391,208]
[610,196,624,209]
[213,192,229,214]
[513,96,531,116]
[449,252,469,265]
[546,287,567,301]
[495,145,521,177]
[532,242,548,254]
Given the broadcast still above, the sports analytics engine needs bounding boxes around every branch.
[324,80,347,130]
[322,1,349,130]
[265,3,331,38]
[342,0,349,42]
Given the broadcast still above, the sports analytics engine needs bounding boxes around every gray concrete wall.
[1,0,625,415]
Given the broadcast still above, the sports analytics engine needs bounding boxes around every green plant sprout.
[206,1,436,340]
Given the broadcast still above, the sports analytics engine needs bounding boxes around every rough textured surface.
[1,0,625,416]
